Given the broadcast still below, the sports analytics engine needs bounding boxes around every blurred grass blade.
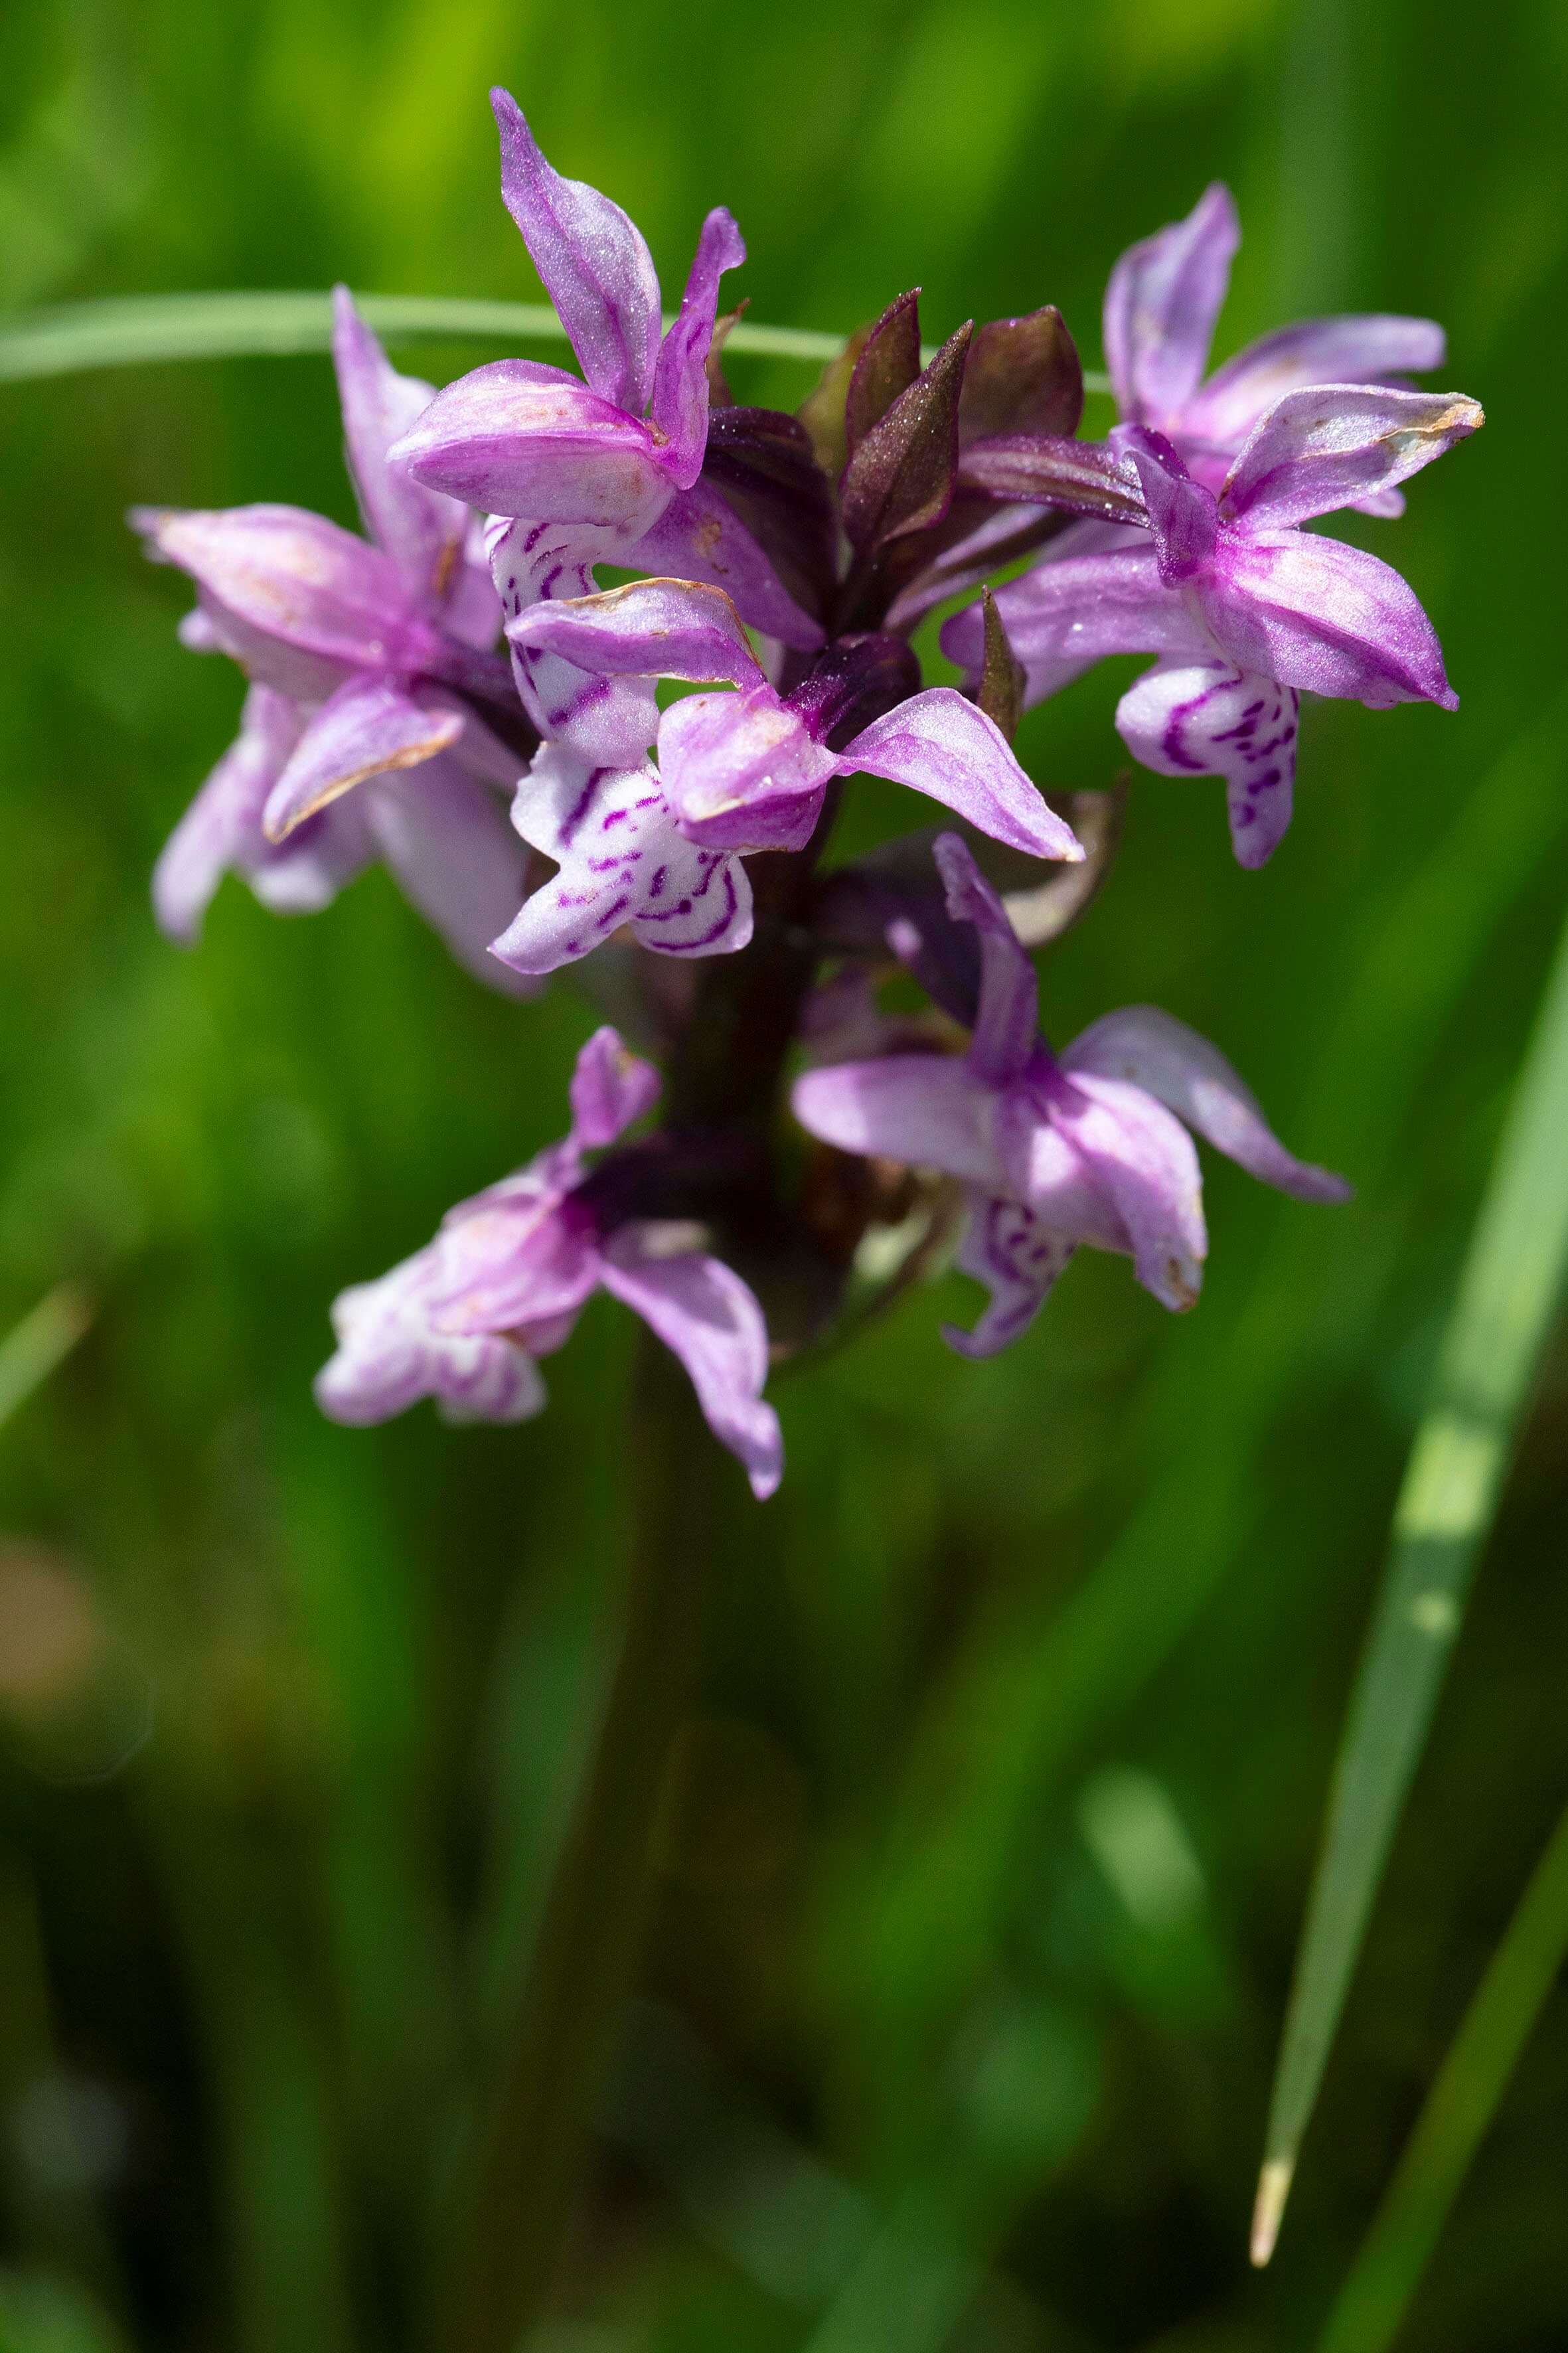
[0,1284,92,1428]
[1317,1792,1568,2352]
[0,290,1112,390]
[828,690,1568,2096]
[0,291,845,382]
[1254,890,1568,2265]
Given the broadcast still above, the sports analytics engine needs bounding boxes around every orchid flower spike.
[390,92,821,778]
[944,387,1480,864]
[137,289,538,990]
[793,834,1350,1352]
[1105,182,1450,513]
[317,1027,783,1497]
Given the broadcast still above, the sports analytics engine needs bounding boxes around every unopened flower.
[317,1028,783,1496]
[946,388,1480,863]
[138,290,536,988]
[793,835,1348,1351]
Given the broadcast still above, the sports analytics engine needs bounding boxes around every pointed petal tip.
[1250,2156,1294,2267]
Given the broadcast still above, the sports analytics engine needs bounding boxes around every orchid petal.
[390,359,671,534]
[568,1024,661,1149]
[656,687,834,852]
[492,88,661,414]
[362,760,542,997]
[931,832,1040,1087]
[1113,426,1219,577]
[507,578,766,690]
[943,541,1202,706]
[599,1229,783,1499]
[1103,182,1239,424]
[792,1054,1006,1192]
[262,675,461,841]
[153,685,301,941]
[1221,384,1482,530]
[496,747,753,970]
[316,1246,546,1425]
[331,286,467,606]
[838,689,1084,863]
[943,1192,1073,1358]
[1200,528,1455,708]
[1181,313,1447,451]
[427,1190,599,1340]
[623,476,824,649]
[1115,660,1298,868]
[647,206,747,486]
[1063,1005,1351,1202]
[133,502,429,677]
[1048,1071,1207,1312]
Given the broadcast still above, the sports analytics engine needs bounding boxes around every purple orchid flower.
[317,1026,783,1497]
[389,92,821,771]
[483,576,1081,972]
[1104,181,1449,513]
[944,386,1480,864]
[793,834,1349,1352]
[138,289,538,991]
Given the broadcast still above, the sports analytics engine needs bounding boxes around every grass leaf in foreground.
[0,289,1113,390]
[1253,888,1568,2265]
[0,1284,93,1430]
[1317,1792,1568,2352]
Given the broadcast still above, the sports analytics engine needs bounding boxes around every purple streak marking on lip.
[649,864,668,897]
[539,562,565,598]
[559,766,611,845]
[595,894,632,929]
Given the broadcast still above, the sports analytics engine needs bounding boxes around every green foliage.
[1,1,1565,2348]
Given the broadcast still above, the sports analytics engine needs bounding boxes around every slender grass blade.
[1317,1793,1568,2352]
[1255,887,1568,2263]
[0,288,1112,390]
[0,1285,93,1430]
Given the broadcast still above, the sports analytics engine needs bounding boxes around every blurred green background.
[2,0,1566,2347]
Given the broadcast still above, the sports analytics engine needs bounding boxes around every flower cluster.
[139,93,1480,1493]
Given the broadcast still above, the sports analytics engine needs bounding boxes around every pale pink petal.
[931,832,1040,1087]
[497,748,753,970]
[1063,1005,1352,1202]
[1115,660,1298,868]
[838,690,1084,862]
[1046,1072,1207,1311]
[625,477,824,649]
[791,1055,1007,1191]
[507,577,766,690]
[599,1228,783,1499]
[943,1192,1073,1358]
[1180,313,1447,451]
[152,685,301,941]
[943,543,1204,704]
[568,1024,662,1148]
[656,687,833,852]
[1220,384,1482,530]
[647,206,747,485]
[492,88,662,414]
[331,286,469,607]
[1103,183,1239,424]
[262,675,462,841]
[133,503,430,676]
[362,760,542,997]
[389,359,671,535]
[1201,528,1455,708]
[316,1244,546,1425]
